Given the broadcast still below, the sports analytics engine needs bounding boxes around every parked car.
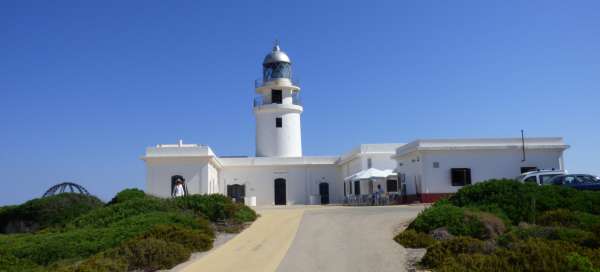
[547,174,600,191]
[517,170,566,185]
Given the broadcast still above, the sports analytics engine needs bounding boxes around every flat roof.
[220,156,339,167]
[394,137,569,157]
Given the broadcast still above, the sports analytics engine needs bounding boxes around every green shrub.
[67,196,175,229]
[0,212,202,265]
[107,188,145,205]
[234,204,258,223]
[138,224,214,252]
[437,253,513,272]
[566,253,600,272]
[503,225,597,248]
[449,179,600,224]
[0,252,46,272]
[408,202,465,234]
[537,209,600,231]
[174,194,236,221]
[0,194,103,233]
[394,229,436,248]
[51,253,128,272]
[408,202,504,239]
[449,179,538,224]
[420,237,486,268]
[114,238,191,271]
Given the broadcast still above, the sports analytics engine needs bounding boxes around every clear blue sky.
[1,1,599,205]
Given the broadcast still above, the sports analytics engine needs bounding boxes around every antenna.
[521,129,526,162]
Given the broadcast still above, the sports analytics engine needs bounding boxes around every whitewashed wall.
[220,164,338,205]
[146,157,210,197]
[394,151,423,196]
[420,149,564,194]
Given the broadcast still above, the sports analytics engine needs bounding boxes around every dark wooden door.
[319,182,329,204]
[227,184,245,203]
[274,178,286,205]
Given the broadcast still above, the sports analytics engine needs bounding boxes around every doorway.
[319,182,330,204]
[227,184,245,203]
[274,178,286,205]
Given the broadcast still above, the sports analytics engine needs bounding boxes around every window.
[386,179,398,192]
[367,158,372,168]
[349,181,353,194]
[451,168,472,186]
[272,90,282,104]
[564,176,578,184]
[275,117,282,128]
[540,174,559,185]
[521,167,538,173]
[523,176,537,183]
[354,181,361,196]
[433,162,440,168]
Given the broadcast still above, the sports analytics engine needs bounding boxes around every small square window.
[433,162,440,168]
[275,117,282,128]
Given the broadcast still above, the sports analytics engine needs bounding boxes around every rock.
[430,227,454,241]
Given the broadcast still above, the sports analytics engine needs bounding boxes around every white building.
[143,44,569,205]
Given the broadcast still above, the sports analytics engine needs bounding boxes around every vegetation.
[0,189,257,271]
[394,179,600,271]
[0,193,103,233]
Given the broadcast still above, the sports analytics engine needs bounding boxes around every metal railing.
[254,77,300,88]
[253,93,302,108]
[344,193,405,206]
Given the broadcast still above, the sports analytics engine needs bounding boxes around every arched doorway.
[171,175,189,197]
[319,182,329,205]
[274,178,286,205]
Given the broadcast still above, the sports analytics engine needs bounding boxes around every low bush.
[537,209,600,231]
[107,188,146,205]
[394,229,436,248]
[234,204,258,223]
[0,252,46,272]
[52,253,128,272]
[501,225,597,248]
[174,194,236,221]
[408,202,505,239]
[408,202,465,234]
[114,238,191,271]
[566,253,600,272]
[0,191,258,270]
[0,211,202,265]
[67,196,175,229]
[139,224,214,251]
[449,179,600,224]
[420,237,486,268]
[0,193,103,233]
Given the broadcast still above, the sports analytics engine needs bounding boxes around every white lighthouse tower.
[254,43,303,157]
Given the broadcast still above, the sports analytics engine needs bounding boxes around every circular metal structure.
[43,182,90,197]
[263,44,291,64]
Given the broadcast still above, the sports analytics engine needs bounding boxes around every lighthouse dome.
[263,44,291,64]
[262,43,292,82]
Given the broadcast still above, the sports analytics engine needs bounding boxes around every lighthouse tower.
[254,43,303,157]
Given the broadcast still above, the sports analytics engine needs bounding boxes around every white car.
[517,169,567,185]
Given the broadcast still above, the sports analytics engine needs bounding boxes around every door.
[319,182,329,205]
[274,178,286,205]
[227,184,245,203]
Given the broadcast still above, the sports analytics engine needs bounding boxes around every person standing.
[174,180,185,197]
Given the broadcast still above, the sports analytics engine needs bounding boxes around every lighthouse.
[254,43,303,157]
